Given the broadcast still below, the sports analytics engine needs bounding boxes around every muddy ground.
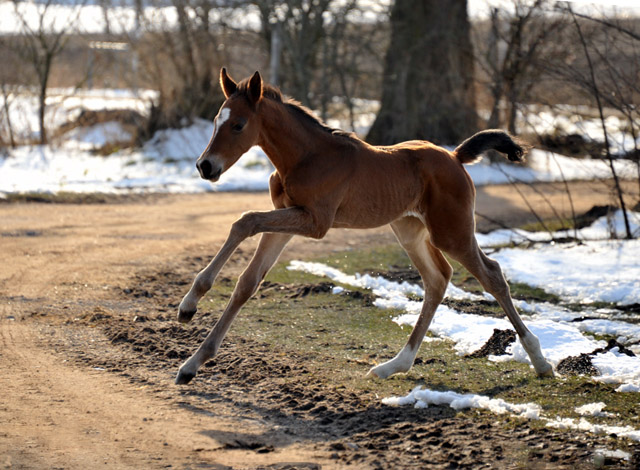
[1,181,639,469]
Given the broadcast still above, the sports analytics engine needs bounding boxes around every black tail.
[454,130,528,164]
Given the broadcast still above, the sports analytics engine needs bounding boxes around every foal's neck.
[257,99,335,175]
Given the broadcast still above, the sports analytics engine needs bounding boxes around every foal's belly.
[332,198,414,230]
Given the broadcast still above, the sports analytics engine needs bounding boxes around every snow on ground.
[575,402,613,418]
[287,213,640,394]
[476,209,640,247]
[466,148,638,186]
[290,225,640,440]
[493,239,640,306]
[0,116,273,194]
[518,104,640,158]
[479,209,640,306]
[2,88,639,195]
[382,386,640,443]
[2,88,156,143]
[382,386,543,419]
[2,123,637,196]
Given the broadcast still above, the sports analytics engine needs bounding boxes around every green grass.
[199,243,640,443]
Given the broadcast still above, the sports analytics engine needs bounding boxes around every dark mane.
[236,79,360,146]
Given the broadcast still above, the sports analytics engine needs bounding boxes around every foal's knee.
[231,211,260,239]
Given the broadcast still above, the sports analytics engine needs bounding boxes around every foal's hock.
[175,68,553,385]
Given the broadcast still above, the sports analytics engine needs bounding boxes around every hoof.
[537,365,555,378]
[366,364,392,379]
[177,308,196,324]
[175,369,196,385]
[365,368,380,379]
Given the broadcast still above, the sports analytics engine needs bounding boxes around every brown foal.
[175,68,553,385]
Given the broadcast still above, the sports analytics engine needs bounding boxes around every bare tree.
[475,0,566,134]
[254,0,332,107]
[323,2,388,130]
[567,6,633,238]
[130,0,238,131]
[581,15,640,205]
[0,82,17,149]
[11,0,83,145]
[367,0,477,145]
[542,4,639,238]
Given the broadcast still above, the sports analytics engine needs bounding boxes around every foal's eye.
[231,121,246,133]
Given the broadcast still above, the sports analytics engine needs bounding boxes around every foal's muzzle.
[197,159,222,182]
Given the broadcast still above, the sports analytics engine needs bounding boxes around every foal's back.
[331,139,476,233]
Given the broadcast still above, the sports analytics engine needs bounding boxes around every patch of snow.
[0,123,273,194]
[382,386,542,419]
[591,350,640,392]
[287,260,425,300]
[492,239,640,306]
[574,319,640,345]
[466,149,638,186]
[491,319,604,366]
[382,386,640,442]
[392,304,513,355]
[616,383,640,393]
[595,449,631,462]
[477,210,640,247]
[65,121,133,150]
[1,88,156,143]
[575,402,614,418]
[546,417,640,442]
[289,261,640,385]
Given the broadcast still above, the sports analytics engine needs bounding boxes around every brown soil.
[1,183,639,469]
[467,329,517,358]
[557,339,636,376]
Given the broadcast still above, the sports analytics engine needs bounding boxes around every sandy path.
[0,320,342,469]
[0,180,637,469]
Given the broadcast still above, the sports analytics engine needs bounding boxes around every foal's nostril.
[198,160,212,179]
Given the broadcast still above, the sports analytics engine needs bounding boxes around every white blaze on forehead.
[212,106,231,139]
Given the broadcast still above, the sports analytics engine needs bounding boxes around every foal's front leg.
[176,232,292,384]
[176,207,331,384]
[178,207,325,323]
[178,234,242,323]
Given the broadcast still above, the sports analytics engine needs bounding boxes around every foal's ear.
[247,71,263,106]
[220,67,237,98]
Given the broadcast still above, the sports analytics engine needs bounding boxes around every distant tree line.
[0,0,638,160]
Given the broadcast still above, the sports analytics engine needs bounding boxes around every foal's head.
[196,68,263,182]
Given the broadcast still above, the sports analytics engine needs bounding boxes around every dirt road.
[1,181,638,469]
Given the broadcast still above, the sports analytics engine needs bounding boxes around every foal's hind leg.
[176,232,292,384]
[368,217,452,379]
[449,242,553,377]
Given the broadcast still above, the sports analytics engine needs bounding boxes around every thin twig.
[568,6,633,239]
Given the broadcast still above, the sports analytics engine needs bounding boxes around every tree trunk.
[38,53,53,145]
[367,0,477,146]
